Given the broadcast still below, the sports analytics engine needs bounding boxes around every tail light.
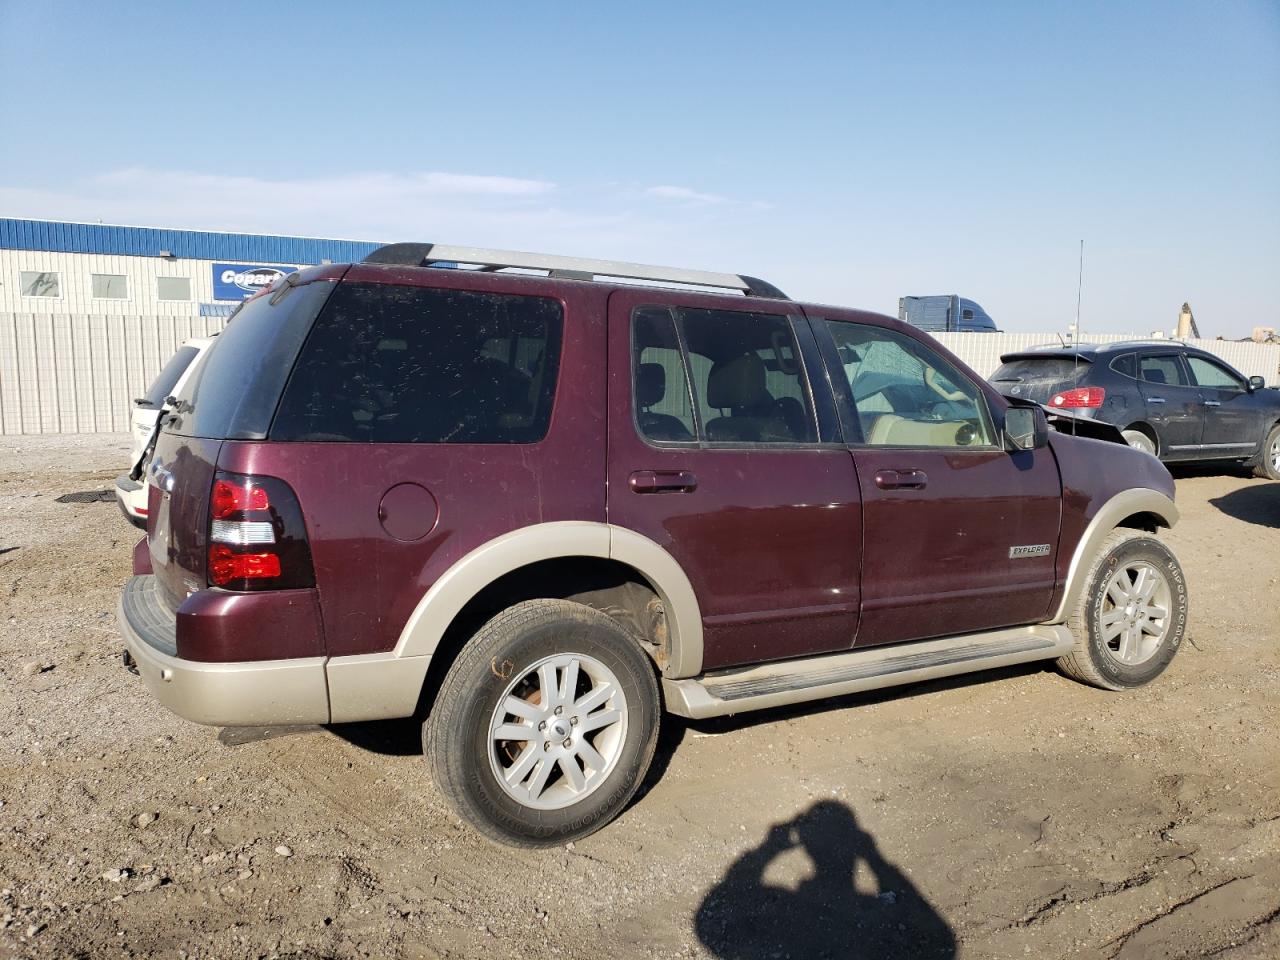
[207,471,314,591]
[1048,386,1105,409]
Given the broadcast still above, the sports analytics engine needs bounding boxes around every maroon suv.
[120,243,1188,846]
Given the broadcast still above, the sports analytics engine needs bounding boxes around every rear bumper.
[114,475,147,530]
[119,575,329,726]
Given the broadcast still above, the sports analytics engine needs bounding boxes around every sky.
[1,0,1277,337]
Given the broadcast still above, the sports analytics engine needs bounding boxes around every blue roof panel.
[0,218,383,264]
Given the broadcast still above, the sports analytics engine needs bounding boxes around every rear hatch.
[129,344,201,470]
[147,273,342,613]
[990,353,1092,404]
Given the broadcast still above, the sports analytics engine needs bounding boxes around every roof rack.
[361,242,789,300]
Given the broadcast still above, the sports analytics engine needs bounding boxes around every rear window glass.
[991,357,1089,384]
[271,283,562,444]
[140,346,199,409]
[167,281,336,440]
[1110,353,1137,378]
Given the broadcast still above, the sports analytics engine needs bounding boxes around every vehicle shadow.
[696,799,956,959]
[1208,482,1280,528]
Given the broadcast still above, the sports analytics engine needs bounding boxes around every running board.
[663,625,1075,719]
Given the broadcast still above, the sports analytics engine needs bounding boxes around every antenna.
[1072,240,1084,436]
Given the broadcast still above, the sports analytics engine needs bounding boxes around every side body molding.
[326,522,704,724]
[1046,488,1180,625]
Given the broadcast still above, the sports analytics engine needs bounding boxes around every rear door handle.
[874,469,928,490]
[1204,400,1221,407]
[1147,397,1166,403]
[630,470,698,494]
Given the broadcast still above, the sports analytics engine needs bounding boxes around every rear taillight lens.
[1048,386,1105,409]
[207,470,314,591]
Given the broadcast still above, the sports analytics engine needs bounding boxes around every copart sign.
[212,263,296,301]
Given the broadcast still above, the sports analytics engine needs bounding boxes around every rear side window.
[632,308,697,442]
[169,280,336,440]
[1140,354,1189,386]
[271,283,562,444]
[1110,353,1137,378]
[140,346,199,409]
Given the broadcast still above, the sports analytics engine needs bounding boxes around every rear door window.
[1140,354,1190,386]
[271,283,562,444]
[628,305,817,444]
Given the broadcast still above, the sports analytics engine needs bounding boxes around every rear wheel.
[424,599,660,847]
[1058,529,1188,690]
[1121,428,1157,457]
[1253,423,1280,480]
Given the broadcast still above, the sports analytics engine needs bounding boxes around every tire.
[1121,429,1157,457]
[424,599,660,847]
[1058,529,1188,691]
[1253,423,1280,480]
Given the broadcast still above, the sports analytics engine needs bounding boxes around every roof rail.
[361,242,789,300]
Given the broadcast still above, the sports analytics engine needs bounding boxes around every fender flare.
[1048,488,1180,624]
[392,520,705,677]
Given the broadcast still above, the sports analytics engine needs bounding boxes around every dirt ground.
[1,434,1277,960]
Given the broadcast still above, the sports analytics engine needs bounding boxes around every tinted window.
[1186,355,1243,389]
[678,308,816,444]
[20,271,59,297]
[632,308,696,442]
[140,346,199,409]
[157,276,192,301]
[827,321,995,448]
[272,283,562,444]
[168,280,335,439]
[1140,354,1189,386]
[1110,353,1137,378]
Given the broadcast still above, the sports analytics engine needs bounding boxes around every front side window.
[272,283,562,444]
[157,277,192,301]
[630,306,816,444]
[92,273,127,299]
[1186,355,1244,390]
[1140,354,1189,386]
[20,271,59,297]
[826,321,995,448]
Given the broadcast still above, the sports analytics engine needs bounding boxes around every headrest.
[637,363,666,408]
[707,353,770,410]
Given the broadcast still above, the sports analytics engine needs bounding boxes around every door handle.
[629,470,698,494]
[874,469,928,490]
[1204,400,1221,407]
[1147,397,1166,403]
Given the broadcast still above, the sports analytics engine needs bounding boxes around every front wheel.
[1253,423,1280,480]
[424,599,660,847]
[1058,529,1188,690]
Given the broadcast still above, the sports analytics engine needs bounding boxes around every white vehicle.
[115,338,214,528]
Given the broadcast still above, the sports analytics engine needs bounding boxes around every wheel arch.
[1047,488,1180,625]
[1121,421,1159,453]
[327,522,703,723]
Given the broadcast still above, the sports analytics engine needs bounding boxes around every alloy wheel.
[487,653,628,811]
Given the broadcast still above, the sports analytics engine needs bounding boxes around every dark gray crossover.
[992,341,1280,479]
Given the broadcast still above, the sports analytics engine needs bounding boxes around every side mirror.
[1248,376,1265,392]
[1005,406,1048,452]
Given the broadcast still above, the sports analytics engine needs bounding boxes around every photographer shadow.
[696,800,956,960]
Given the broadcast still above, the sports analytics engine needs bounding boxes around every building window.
[91,274,128,299]
[20,271,60,297]
[157,276,192,301]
